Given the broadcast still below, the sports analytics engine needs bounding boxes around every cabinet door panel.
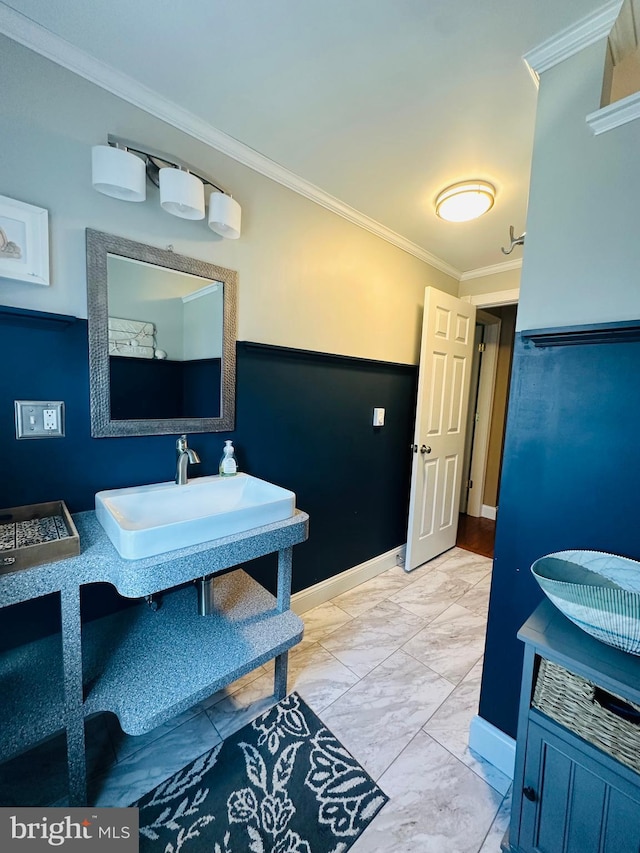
[566,765,606,853]
[534,739,572,852]
[519,721,640,853]
[602,788,640,853]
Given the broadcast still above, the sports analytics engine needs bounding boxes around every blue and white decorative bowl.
[531,550,640,655]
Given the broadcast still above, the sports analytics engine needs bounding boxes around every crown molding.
[587,89,640,132]
[523,59,540,90]
[523,0,622,76]
[0,2,460,280]
[181,283,220,303]
[459,257,522,281]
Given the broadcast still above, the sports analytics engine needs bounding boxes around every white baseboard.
[291,545,404,615]
[469,715,516,779]
[481,504,497,521]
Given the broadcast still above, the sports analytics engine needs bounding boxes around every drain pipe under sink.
[197,575,216,616]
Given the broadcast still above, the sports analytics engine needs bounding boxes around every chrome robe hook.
[501,225,526,255]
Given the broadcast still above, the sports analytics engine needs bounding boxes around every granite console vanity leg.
[276,547,293,612]
[273,547,294,699]
[60,585,88,806]
[274,654,289,700]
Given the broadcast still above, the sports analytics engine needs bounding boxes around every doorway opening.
[456,302,517,558]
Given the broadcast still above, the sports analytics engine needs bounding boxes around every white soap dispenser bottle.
[219,440,238,477]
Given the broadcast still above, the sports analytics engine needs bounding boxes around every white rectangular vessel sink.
[95,473,296,560]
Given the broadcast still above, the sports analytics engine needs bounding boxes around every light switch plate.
[15,400,65,438]
[373,407,385,427]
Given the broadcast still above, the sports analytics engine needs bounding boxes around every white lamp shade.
[208,193,241,239]
[435,181,495,222]
[92,145,146,202]
[159,168,205,220]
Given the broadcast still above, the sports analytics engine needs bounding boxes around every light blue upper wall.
[517,40,640,331]
[0,36,457,365]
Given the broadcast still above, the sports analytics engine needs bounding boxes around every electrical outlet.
[15,401,65,439]
[43,408,58,430]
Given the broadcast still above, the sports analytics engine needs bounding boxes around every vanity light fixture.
[91,144,146,202]
[159,167,205,220]
[435,180,495,223]
[91,135,242,238]
[208,192,242,239]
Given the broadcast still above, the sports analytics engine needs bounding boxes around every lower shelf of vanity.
[0,570,303,762]
[83,570,303,733]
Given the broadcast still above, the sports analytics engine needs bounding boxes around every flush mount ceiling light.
[91,135,242,238]
[435,181,495,222]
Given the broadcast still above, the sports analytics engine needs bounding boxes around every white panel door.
[405,287,476,572]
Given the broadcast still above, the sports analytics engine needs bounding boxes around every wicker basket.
[533,659,640,776]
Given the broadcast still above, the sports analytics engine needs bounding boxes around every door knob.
[523,786,537,802]
[420,445,432,454]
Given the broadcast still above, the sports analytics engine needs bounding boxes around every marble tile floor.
[1,546,511,851]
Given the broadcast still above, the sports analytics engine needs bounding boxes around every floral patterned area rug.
[135,692,388,853]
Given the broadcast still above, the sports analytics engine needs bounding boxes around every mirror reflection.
[86,229,237,438]
[107,255,223,420]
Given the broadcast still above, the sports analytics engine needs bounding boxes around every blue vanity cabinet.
[505,601,640,853]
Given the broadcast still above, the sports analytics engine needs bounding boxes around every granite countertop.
[0,508,309,606]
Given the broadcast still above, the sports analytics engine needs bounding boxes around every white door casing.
[460,322,484,514]
[405,287,476,572]
[466,314,501,518]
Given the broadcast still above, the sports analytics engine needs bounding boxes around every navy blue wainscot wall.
[479,324,640,739]
[0,308,417,648]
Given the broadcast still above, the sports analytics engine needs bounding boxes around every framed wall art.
[0,195,50,286]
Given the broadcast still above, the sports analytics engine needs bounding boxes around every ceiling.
[1,0,611,276]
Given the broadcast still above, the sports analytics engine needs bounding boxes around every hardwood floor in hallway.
[456,513,495,559]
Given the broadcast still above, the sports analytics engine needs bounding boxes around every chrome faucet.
[175,435,201,485]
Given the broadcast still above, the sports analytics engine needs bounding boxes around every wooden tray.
[0,501,80,575]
